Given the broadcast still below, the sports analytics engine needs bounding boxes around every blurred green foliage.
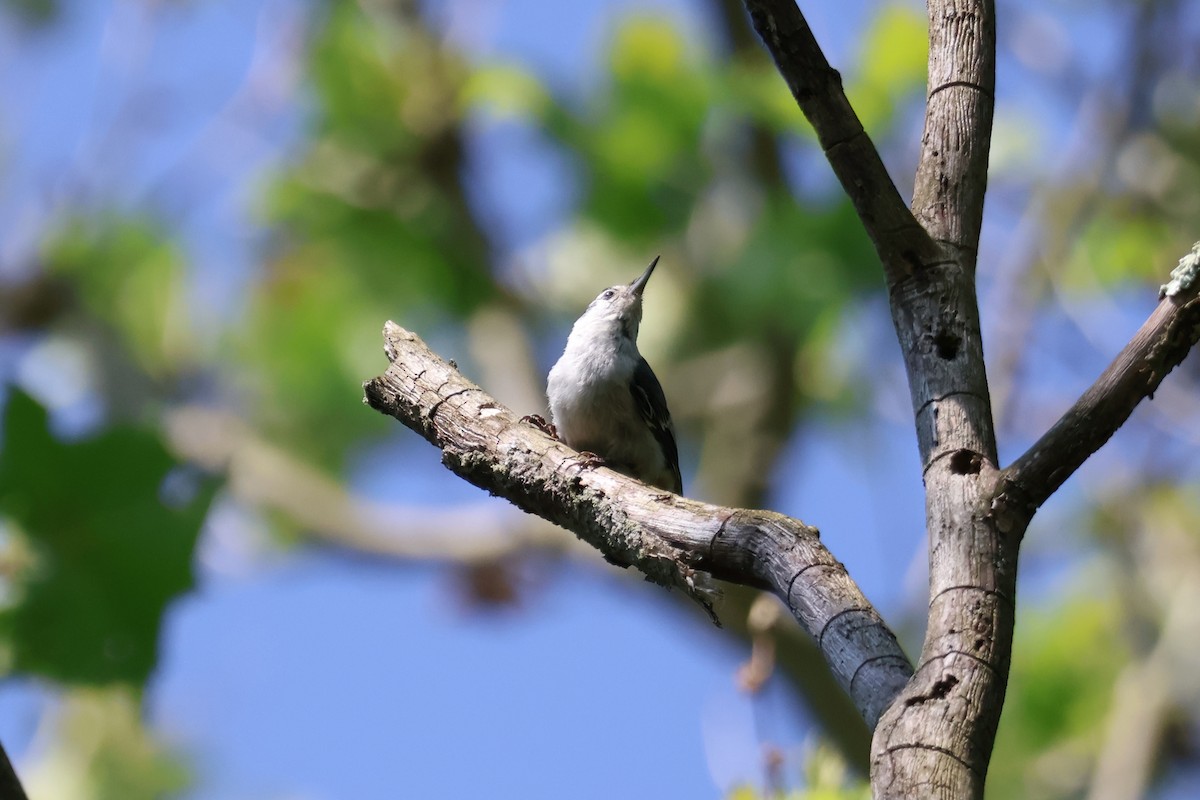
[686,197,878,352]
[846,5,928,132]
[243,2,898,467]
[247,0,495,464]
[43,216,195,378]
[988,595,1128,797]
[271,0,491,310]
[0,0,57,26]
[563,19,713,239]
[1065,208,1177,289]
[725,741,870,799]
[0,392,213,685]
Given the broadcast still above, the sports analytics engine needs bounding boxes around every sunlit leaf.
[609,17,688,84]
[537,17,714,240]
[857,5,928,95]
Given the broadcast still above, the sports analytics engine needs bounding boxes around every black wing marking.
[631,356,683,494]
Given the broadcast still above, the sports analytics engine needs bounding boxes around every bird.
[545,256,683,494]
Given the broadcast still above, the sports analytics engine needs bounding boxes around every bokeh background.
[2,0,1200,798]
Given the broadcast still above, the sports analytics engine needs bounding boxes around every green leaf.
[608,17,689,84]
[0,392,214,686]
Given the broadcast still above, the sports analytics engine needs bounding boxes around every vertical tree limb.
[867,1,1008,795]
[743,1,1010,796]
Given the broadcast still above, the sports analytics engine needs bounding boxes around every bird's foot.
[574,450,606,470]
[520,414,559,439]
[564,450,611,478]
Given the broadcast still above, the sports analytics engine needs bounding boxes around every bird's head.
[577,256,660,341]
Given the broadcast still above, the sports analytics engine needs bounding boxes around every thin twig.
[999,258,1200,517]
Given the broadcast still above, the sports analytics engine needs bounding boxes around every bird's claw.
[520,414,559,439]
[573,451,607,471]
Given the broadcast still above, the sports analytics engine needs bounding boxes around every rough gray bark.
[871,3,1008,797]
[364,322,913,727]
[745,5,1005,793]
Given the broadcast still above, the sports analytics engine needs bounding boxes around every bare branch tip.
[382,321,404,362]
[1159,241,1200,299]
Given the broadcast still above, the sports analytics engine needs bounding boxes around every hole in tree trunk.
[934,330,960,360]
[949,449,982,475]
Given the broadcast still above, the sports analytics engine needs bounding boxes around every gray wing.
[631,356,683,494]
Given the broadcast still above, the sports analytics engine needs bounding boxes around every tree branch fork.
[736,0,1200,793]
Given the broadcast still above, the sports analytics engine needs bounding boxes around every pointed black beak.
[629,255,660,296]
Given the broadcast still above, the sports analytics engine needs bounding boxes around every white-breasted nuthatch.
[546,256,683,494]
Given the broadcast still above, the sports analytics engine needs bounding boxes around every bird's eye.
[601,289,616,300]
